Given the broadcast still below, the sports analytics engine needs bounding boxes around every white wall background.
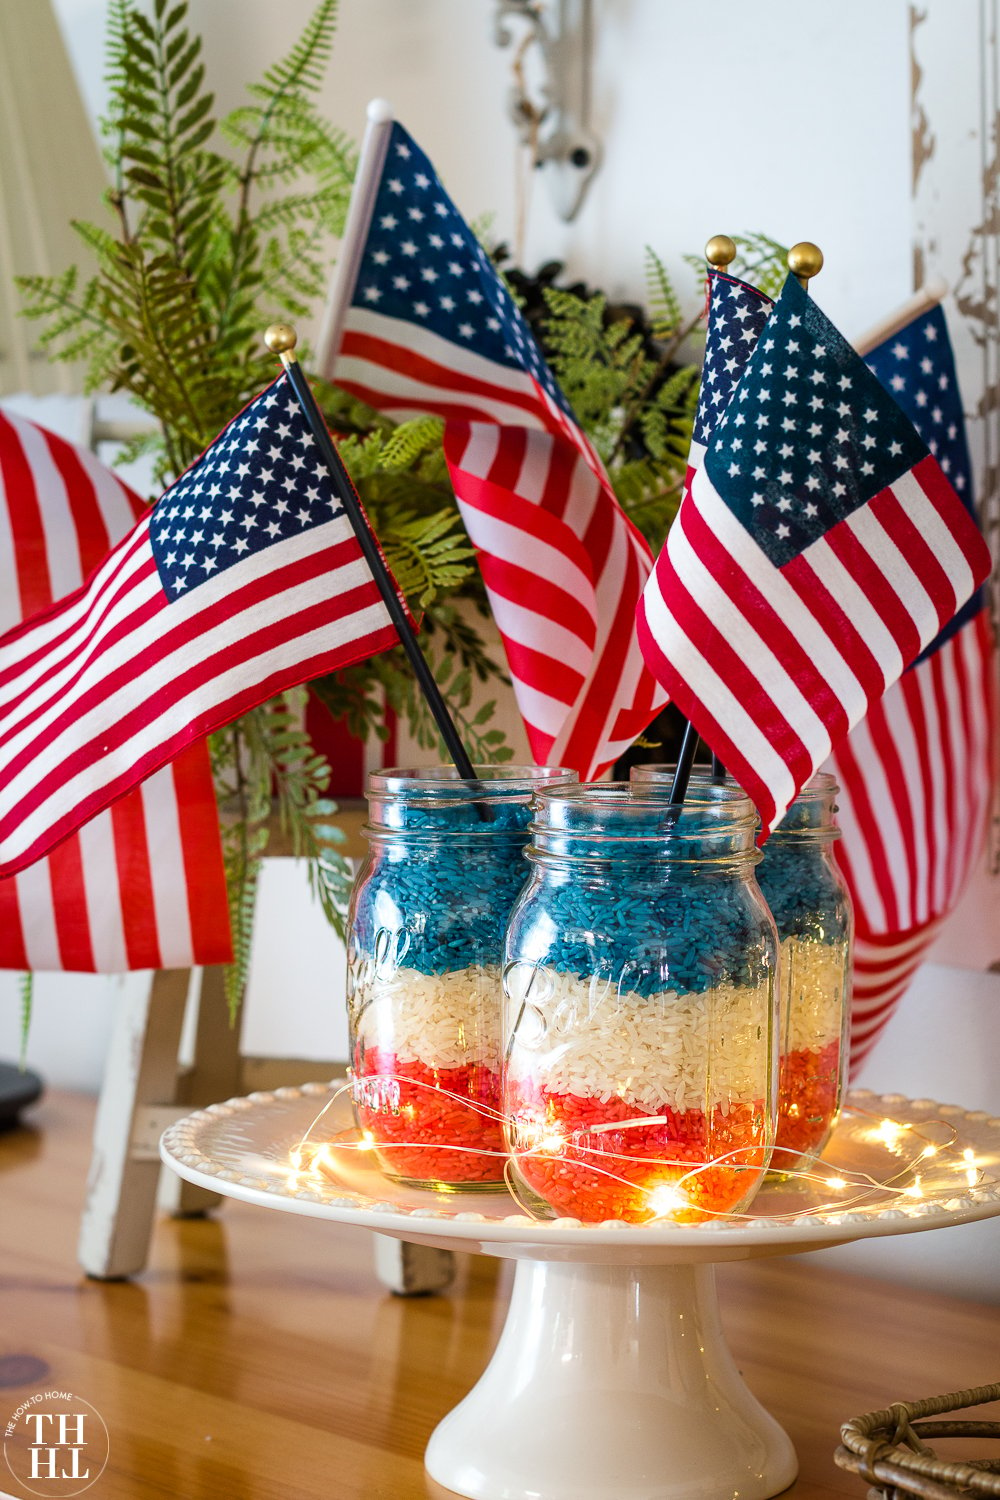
[1,0,998,1298]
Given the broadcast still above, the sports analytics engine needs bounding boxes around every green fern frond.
[381,507,476,607]
[644,245,682,341]
[730,232,790,299]
[18,972,33,1068]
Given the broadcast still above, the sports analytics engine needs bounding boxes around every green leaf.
[174,62,205,109]
[176,95,213,136]
[168,39,201,88]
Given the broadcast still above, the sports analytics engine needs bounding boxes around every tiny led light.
[647,1183,688,1218]
[825,1176,847,1192]
[875,1118,905,1149]
[921,1144,939,1159]
[359,1130,376,1151]
[902,1175,924,1199]
[537,1128,566,1155]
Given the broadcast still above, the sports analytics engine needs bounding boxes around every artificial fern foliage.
[16,0,514,1008]
[15,0,788,1012]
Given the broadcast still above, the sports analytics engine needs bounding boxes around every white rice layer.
[505,967,773,1115]
[780,937,849,1054]
[350,963,503,1070]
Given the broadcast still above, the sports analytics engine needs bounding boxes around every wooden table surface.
[1,1089,998,1500]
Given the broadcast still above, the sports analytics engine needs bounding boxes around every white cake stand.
[161,1086,1000,1500]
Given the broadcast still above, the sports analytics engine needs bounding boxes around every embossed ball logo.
[3,1391,109,1496]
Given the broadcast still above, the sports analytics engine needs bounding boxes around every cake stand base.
[425,1258,797,1500]
[161,1087,1000,1500]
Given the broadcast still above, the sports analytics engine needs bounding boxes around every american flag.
[0,407,231,970]
[636,271,991,841]
[833,303,996,1066]
[323,115,665,776]
[0,378,403,878]
[688,269,773,482]
[642,270,996,1070]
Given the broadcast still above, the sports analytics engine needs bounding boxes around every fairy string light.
[283,1081,998,1228]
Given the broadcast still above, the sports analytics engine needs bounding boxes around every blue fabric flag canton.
[865,302,982,655]
[352,121,573,421]
[692,272,773,447]
[150,378,343,602]
[705,275,927,568]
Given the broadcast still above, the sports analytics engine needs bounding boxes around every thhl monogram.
[24,1412,90,1481]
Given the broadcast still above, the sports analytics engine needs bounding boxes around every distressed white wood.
[373,1233,457,1296]
[157,966,242,1218]
[130,1104,195,1159]
[78,968,191,1279]
[909,0,1000,917]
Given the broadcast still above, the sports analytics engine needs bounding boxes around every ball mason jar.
[633,765,853,1175]
[753,774,853,1174]
[347,765,574,1190]
[503,784,778,1224]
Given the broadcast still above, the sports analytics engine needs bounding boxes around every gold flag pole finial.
[705,234,737,271]
[265,323,298,368]
[787,241,824,290]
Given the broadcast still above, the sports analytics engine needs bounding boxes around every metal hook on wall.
[494,0,602,223]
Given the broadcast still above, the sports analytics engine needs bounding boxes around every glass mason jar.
[503,784,778,1224]
[347,765,574,1190]
[753,774,853,1174]
[633,765,853,1175]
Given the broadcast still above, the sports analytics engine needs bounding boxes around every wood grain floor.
[1,1090,998,1499]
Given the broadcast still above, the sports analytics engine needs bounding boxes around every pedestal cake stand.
[161,1086,1000,1500]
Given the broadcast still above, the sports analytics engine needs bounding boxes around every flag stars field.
[708,285,929,567]
[149,382,344,598]
[351,133,574,420]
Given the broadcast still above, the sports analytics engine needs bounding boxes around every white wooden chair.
[77,812,456,1295]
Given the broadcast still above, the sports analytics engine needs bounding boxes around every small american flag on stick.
[0,377,403,879]
[836,300,997,1065]
[319,104,665,778]
[0,407,231,969]
[636,271,991,840]
[649,265,996,1069]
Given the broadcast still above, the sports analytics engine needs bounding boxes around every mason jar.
[633,765,853,1175]
[753,774,853,1174]
[347,765,574,1190]
[503,784,778,1224]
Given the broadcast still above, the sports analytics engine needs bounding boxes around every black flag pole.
[264,322,482,785]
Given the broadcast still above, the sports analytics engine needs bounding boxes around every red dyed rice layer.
[353,1047,505,1185]
[771,1039,842,1173]
[507,1083,769,1223]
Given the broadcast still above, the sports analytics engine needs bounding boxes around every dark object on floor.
[0,1061,43,1129]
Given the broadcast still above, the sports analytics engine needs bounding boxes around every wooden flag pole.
[851,276,948,358]
[314,98,395,376]
[264,322,482,785]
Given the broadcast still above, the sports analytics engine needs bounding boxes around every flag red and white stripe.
[831,606,996,1067]
[637,274,991,841]
[338,308,664,779]
[324,113,666,779]
[0,379,402,881]
[0,407,231,970]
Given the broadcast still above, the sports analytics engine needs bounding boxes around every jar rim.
[631,764,839,798]
[529,780,760,850]
[368,764,575,796]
